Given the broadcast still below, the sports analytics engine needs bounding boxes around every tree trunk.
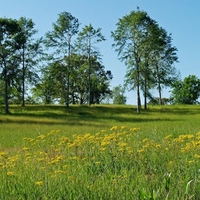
[144,79,147,109]
[158,81,162,105]
[88,52,91,106]
[136,62,141,113]
[4,69,9,114]
[22,46,25,107]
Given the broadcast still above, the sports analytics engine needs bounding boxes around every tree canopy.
[0,9,185,113]
[170,75,200,104]
[111,9,178,113]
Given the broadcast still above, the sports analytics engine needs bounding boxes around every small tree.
[170,75,200,104]
[112,85,127,105]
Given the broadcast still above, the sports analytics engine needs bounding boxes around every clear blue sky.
[1,0,200,104]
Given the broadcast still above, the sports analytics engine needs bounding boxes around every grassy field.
[0,104,200,199]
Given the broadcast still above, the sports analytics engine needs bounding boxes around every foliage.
[170,75,200,104]
[76,24,106,105]
[111,9,178,112]
[0,18,20,113]
[44,12,80,107]
[112,85,127,104]
[15,17,42,106]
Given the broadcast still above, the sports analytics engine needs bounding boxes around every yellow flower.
[22,147,29,151]
[194,154,200,159]
[95,161,101,164]
[35,181,43,186]
[137,149,145,153]
[0,152,7,157]
[37,135,46,140]
[7,171,14,176]
[110,126,118,131]
[188,160,195,164]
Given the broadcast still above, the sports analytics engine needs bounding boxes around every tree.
[44,12,80,107]
[170,75,200,104]
[112,85,127,104]
[111,9,156,113]
[149,27,178,105]
[112,9,178,112]
[76,24,106,106]
[16,17,42,106]
[0,18,20,114]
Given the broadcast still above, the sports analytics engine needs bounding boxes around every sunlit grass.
[0,126,200,199]
[1,104,200,198]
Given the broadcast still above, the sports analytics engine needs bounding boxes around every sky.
[1,0,200,105]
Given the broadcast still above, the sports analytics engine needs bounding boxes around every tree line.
[0,9,197,114]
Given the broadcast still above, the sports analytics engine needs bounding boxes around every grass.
[0,104,200,199]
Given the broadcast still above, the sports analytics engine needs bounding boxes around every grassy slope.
[0,104,200,148]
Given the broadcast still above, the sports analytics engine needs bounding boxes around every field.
[0,104,200,199]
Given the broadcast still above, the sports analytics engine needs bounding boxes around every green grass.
[0,104,200,199]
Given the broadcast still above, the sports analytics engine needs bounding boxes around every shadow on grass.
[0,104,188,125]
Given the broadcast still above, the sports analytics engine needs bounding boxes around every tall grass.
[0,104,200,199]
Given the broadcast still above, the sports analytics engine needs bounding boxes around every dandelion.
[95,161,101,164]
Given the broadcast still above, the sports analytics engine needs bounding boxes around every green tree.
[76,24,106,106]
[112,85,127,104]
[149,27,178,105]
[0,18,20,113]
[111,9,155,113]
[16,17,42,106]
[170,75,200,104]
[32,53,112,105]
[44,12,80,107]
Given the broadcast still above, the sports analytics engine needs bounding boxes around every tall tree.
[0,18,20,114]
[149,27,178,105]
[16,17,42,106]
[111,10,155,113]
[44,12,80,107]
[76,24,106,106]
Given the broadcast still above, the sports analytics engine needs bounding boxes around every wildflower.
[37,158,45,162]
[188,160,195,164]
[95,161,101,164]
[130,127,140,131]
[22,147,29,151]
[7,171,14,176]
[37,135,46,140]
[137,149,145,153]
[118,142,127,147]
[120,126,126,130]
[164,135,173,140]
[35,181,43,186]
[155,144,161,148]
[110,126,118,131]
[0,152,7,157]
[194,154,200,159]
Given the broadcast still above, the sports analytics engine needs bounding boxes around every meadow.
[0,104,200,199]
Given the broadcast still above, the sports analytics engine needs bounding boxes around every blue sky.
[1,0,200,104]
